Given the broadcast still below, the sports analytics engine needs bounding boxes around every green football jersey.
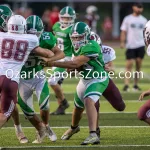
[73,40,107,79]
[53,22,72,57]
[21,31,56,79]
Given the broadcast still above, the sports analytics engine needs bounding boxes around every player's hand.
[39,60,47,67]
[104,64,112,72]
[40,57,52,62]
[120,42,125,49]
[40,61,54,67]
[40,57,54,67]
[104,64,109,72]
[139,90,150,101]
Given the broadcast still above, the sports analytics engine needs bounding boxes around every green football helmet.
[0,5,13,31]
[59,6,76,27]
[26,15,44,38]
[70,22,91,50]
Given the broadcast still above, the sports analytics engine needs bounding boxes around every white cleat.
[46,126,57,142]
[16,131,28,144]
[32,127,47,144]
[61,126,80,140]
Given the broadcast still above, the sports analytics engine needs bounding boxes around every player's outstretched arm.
[49,45,65,61]
[45,55,90,69]
[34,47,54,58]
[139,90,150,101]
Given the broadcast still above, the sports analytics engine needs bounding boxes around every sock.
[71,125,78,130]
[14,124,22,133]
[90,131,96,134]
[61,99,67,105]
[96,127,100,131]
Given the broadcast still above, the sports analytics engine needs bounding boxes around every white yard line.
[1,145,150,149]
[2,126,150,129]
[18,111,137,115]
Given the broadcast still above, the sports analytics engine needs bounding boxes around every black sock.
[71,125,78,129]
[96,127,100,131]
[61,99,67,105]
[90,131,96,134]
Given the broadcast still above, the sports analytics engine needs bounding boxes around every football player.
[61,32,125,141]
[43,22,110,145]
[0,15,55,133]
[0,5,28,143]
[137,20,150,124]
[48,6,76,115]
[13,15,64,144]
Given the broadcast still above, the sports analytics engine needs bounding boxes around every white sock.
[14,124,22,133]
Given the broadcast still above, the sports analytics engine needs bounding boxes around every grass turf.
[0,48,150,149]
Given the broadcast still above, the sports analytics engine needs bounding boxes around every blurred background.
[1,0,150,42]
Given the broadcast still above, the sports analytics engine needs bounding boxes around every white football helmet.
[143,20,150,46]
[8,15,26,34]
[90,31,102,45]
[86,5,97,14]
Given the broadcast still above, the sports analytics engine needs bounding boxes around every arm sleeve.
[102,46,116,64]
[40,32,57,49]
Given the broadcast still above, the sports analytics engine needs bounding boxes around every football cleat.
[123,85,130,92]
[51,99,69,115]
[81,133,100,145]
[132,85,141,91]
[96,127,100,139]
[46,126,57,142]
[32,126,47,143]
[61,126,80,140]
[16,131,28,144]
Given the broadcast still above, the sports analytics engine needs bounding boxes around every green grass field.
[0,48,150,150]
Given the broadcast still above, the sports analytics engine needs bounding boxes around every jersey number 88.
[1,38,28,61]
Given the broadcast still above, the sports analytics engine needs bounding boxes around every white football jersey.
[102,45,116,64]
[0,32,39,83]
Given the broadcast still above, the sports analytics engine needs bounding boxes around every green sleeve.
[52,22,59,34]
[40,32,57,50]
[80,43,100,58]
